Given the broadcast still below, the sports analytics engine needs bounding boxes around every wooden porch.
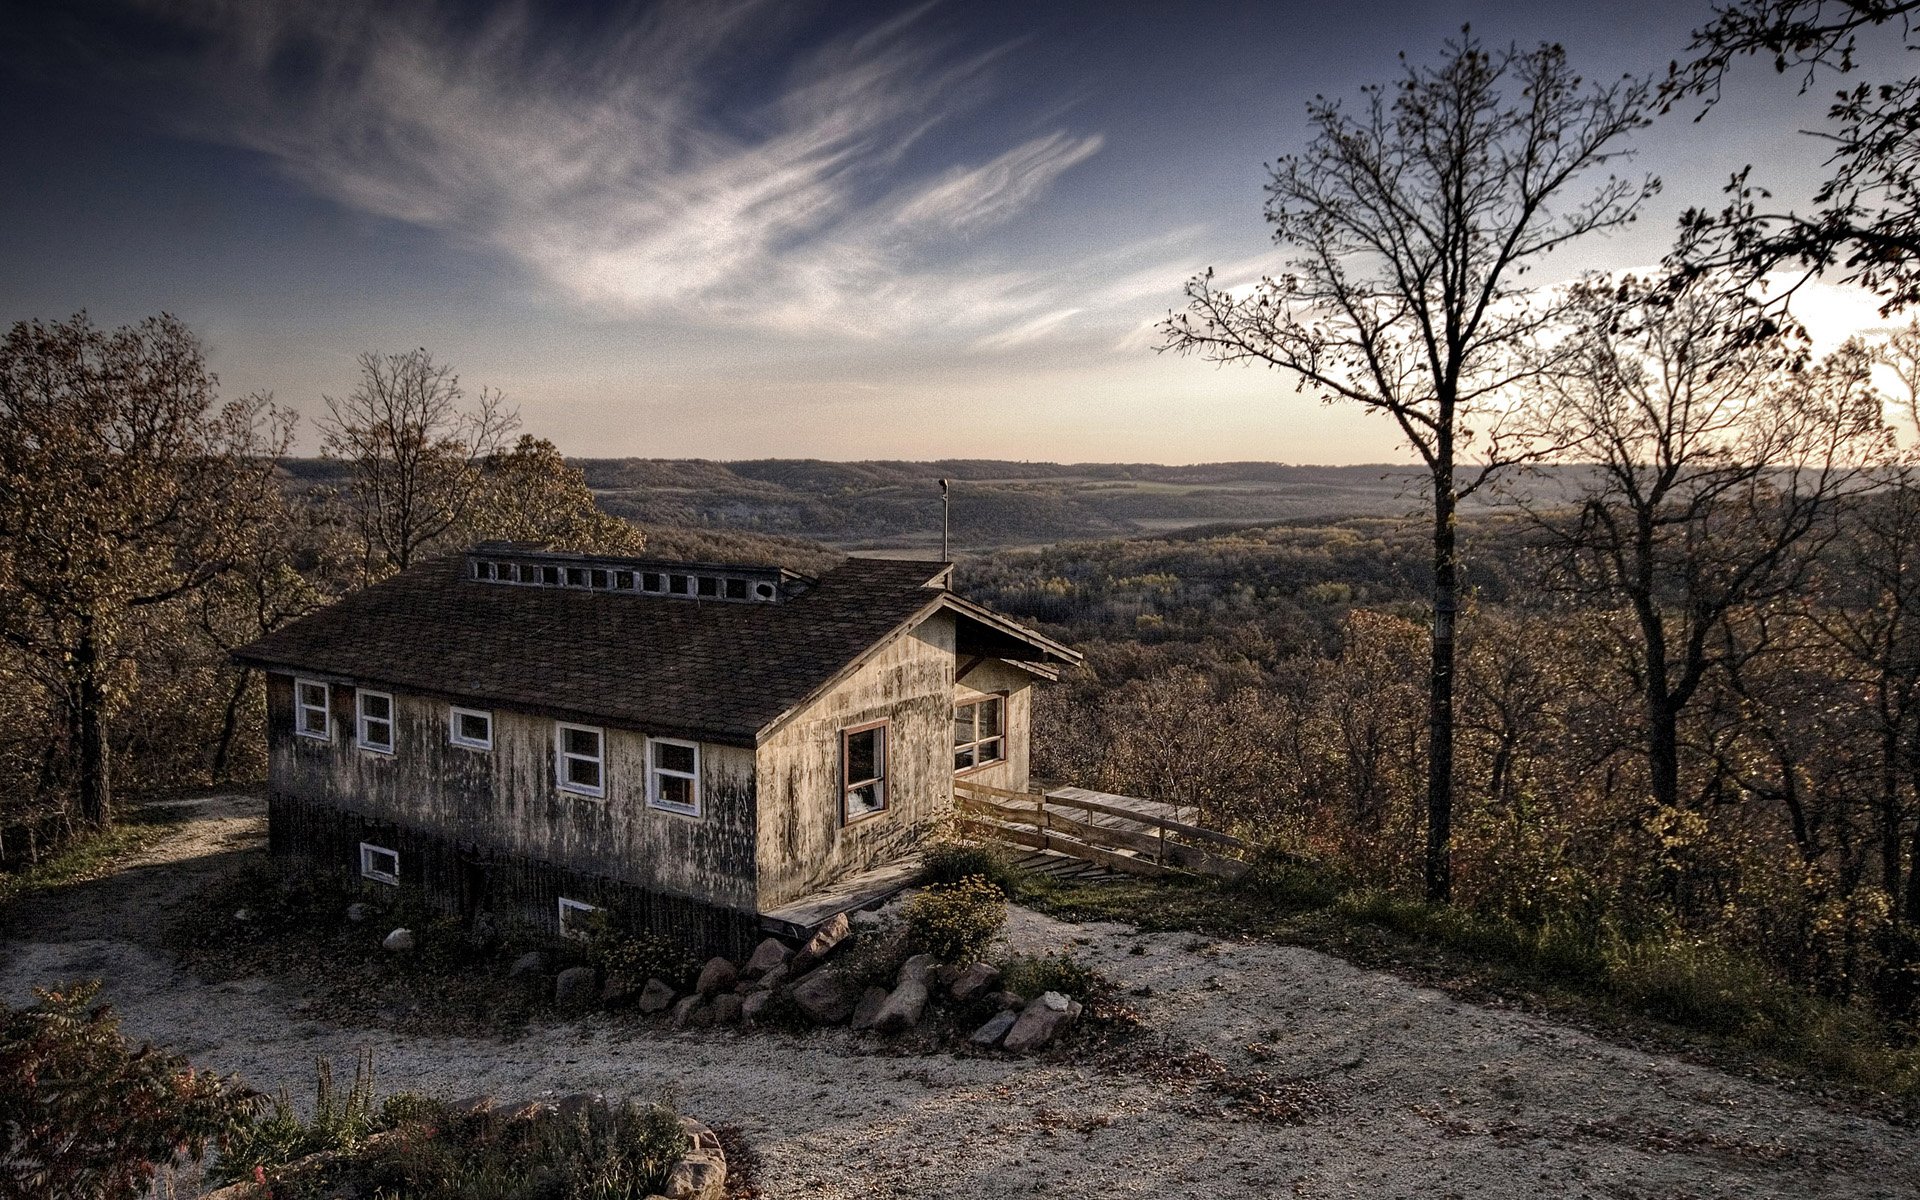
[955,779,1250,880]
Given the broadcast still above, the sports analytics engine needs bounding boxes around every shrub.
[584,911,702,990]
[0,981,257,1200]
[999,951,1101,1000]
[921,840,1024,895]
[903,876,1007,964]
[1233,850,1342,910]
[1606,939,1806,1037]
[215,1051,383,1186]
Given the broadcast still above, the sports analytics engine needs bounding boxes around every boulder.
[742,938,792,979]
[381,928,415,953]
[636,977,677,1014]
[554,1092,606,1121]
[662,1150,727,1200]
[696,957,738,998]
[447,1094,499,1117]
[985,989,1025,1011]
[554,966,598,1006]
[740,989,776,1024]
[707,992,744,1025]
[1001,991,1082,1053]
[508,950,548,978]
[789,912,851,974]
[871,978,929,1035]
[849,986,890,1032]
[896,952,936,988]
[950,962,1002,1004]
[600,975,635,1007]
[345,902,374,923]
[969,1009,1019,1048]
[789,968,856,1024]
[671,995,705,1029]
[752,962,791,993]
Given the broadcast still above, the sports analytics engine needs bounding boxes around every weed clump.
[904,876,1008,963]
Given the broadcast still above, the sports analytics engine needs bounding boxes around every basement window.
[359,842,399,886]
[294,679,330,740]
[646,738,701,816]
[953,696,1006,772]
[556,722,605,797]
[356,689,395,754]
[449,706,493,751]
[842,721,889,822]
[557,896,599,940]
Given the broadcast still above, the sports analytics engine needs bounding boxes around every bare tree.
[1160,35,1657,901]
[319,348,518,575]
[1526,276,1883,832]
[0,312,291,829]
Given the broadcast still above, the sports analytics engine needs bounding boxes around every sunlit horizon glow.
[0,0,1905,465]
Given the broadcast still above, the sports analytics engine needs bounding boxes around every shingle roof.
[233,554,984,745]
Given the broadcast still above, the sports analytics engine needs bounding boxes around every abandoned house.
[232,543,1079,955]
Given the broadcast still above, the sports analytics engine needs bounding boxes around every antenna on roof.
[939,478,951,563]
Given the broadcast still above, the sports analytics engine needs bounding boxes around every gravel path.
[3,794,1916,1199]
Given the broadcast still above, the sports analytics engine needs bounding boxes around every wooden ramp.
[955,779,1249,880]
[758,853,924,939]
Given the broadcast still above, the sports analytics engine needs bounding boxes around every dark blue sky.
[0,0,1879,461]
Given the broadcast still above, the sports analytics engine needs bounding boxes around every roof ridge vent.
[464,547,802,604]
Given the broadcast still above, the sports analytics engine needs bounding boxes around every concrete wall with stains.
[751,613,959,909]
[264,673,758,910]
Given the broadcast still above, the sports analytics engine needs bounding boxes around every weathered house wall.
[263,672,759,933]
[752,614,957,909]
[953,658,1033,794]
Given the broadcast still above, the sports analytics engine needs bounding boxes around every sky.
[0,0,1901,463]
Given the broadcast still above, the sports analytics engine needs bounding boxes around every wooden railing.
[952,778,1249,880]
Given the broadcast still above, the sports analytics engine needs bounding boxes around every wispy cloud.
[135,0,1128,341]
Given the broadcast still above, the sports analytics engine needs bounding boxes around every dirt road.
[3,794,1915,1198]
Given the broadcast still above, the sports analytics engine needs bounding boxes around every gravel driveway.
[3,794,1916,1199]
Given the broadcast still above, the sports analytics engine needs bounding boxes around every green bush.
[920,840,1025,895]
[584,911,702,990]
[999,951,1101,1000]
[903,876,1008,964]
[0,981,257,1200]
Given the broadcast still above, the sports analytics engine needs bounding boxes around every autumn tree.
[319,348,518,576]
[472,435,647,555]
[0,312,289,829]
[1669,1,1920,311]
[1160,35,1657,900]
[1525,276,1882,843]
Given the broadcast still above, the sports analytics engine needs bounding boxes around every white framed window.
[449,706,493,751]
[953,695,1007,773]
[646,737,701,816]
[842,720,889,822]
[356,689,395,754]
[294,678,330,740]
[558,896,599,940]
[555,722,605,797]
[359,842,399,885]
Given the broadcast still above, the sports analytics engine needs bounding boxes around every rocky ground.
[3,793,1918,1199]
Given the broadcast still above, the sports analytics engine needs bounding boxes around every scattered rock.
[985,990,1025,1011]
[381,928,415,953]
[233,907,255,923]
[872,977,930,1034]
[849,986,890,1031]
[849,907,888,931]
[790,912,851,974]
[636,977,677,1014]
[554,966,598,1006]
[662,1148,727,1200]
[707,993,744,1025]
[554,1092,606,1120]
[671,995,705,1029]
[508,950,548,978]
[741,990,776,1024]
[345,902,373,923]
[969,1009,1018,1047]
[789,967,857,1024]
[447,1095,498,1117]
[742,938,792,979]
[1002,991,1082,1053]
[950,962,1002,1003]
[696,956,738,998]
[601,975,635,1007]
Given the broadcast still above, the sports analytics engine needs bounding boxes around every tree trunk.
[1881,721,1903,903]
[211,668,252,781]
[1646,694,1681,813]
[75,616,112,830]
[1426,474,1457,904]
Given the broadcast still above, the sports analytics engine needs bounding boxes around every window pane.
[364,718,392,748]
[564,727,600,757]
[458,712,490,743]
[642,572,663,591]
[724,578,748,600]
[299,682,325,708]
[977,737,1003,764]
[847,781,884,816]
[591,569,609,588]
[669,575,691,595]
[953,705,974,746]
[657,774,694,810]
[362,693,391,719]
[846,728,879,782]
[655,741,696,775]
[542,566,561,585]
[697,576,720,597]
[614,570,634,590]
[979,698,1003,738]
[954,746,976,772]
[567,757,601,789]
